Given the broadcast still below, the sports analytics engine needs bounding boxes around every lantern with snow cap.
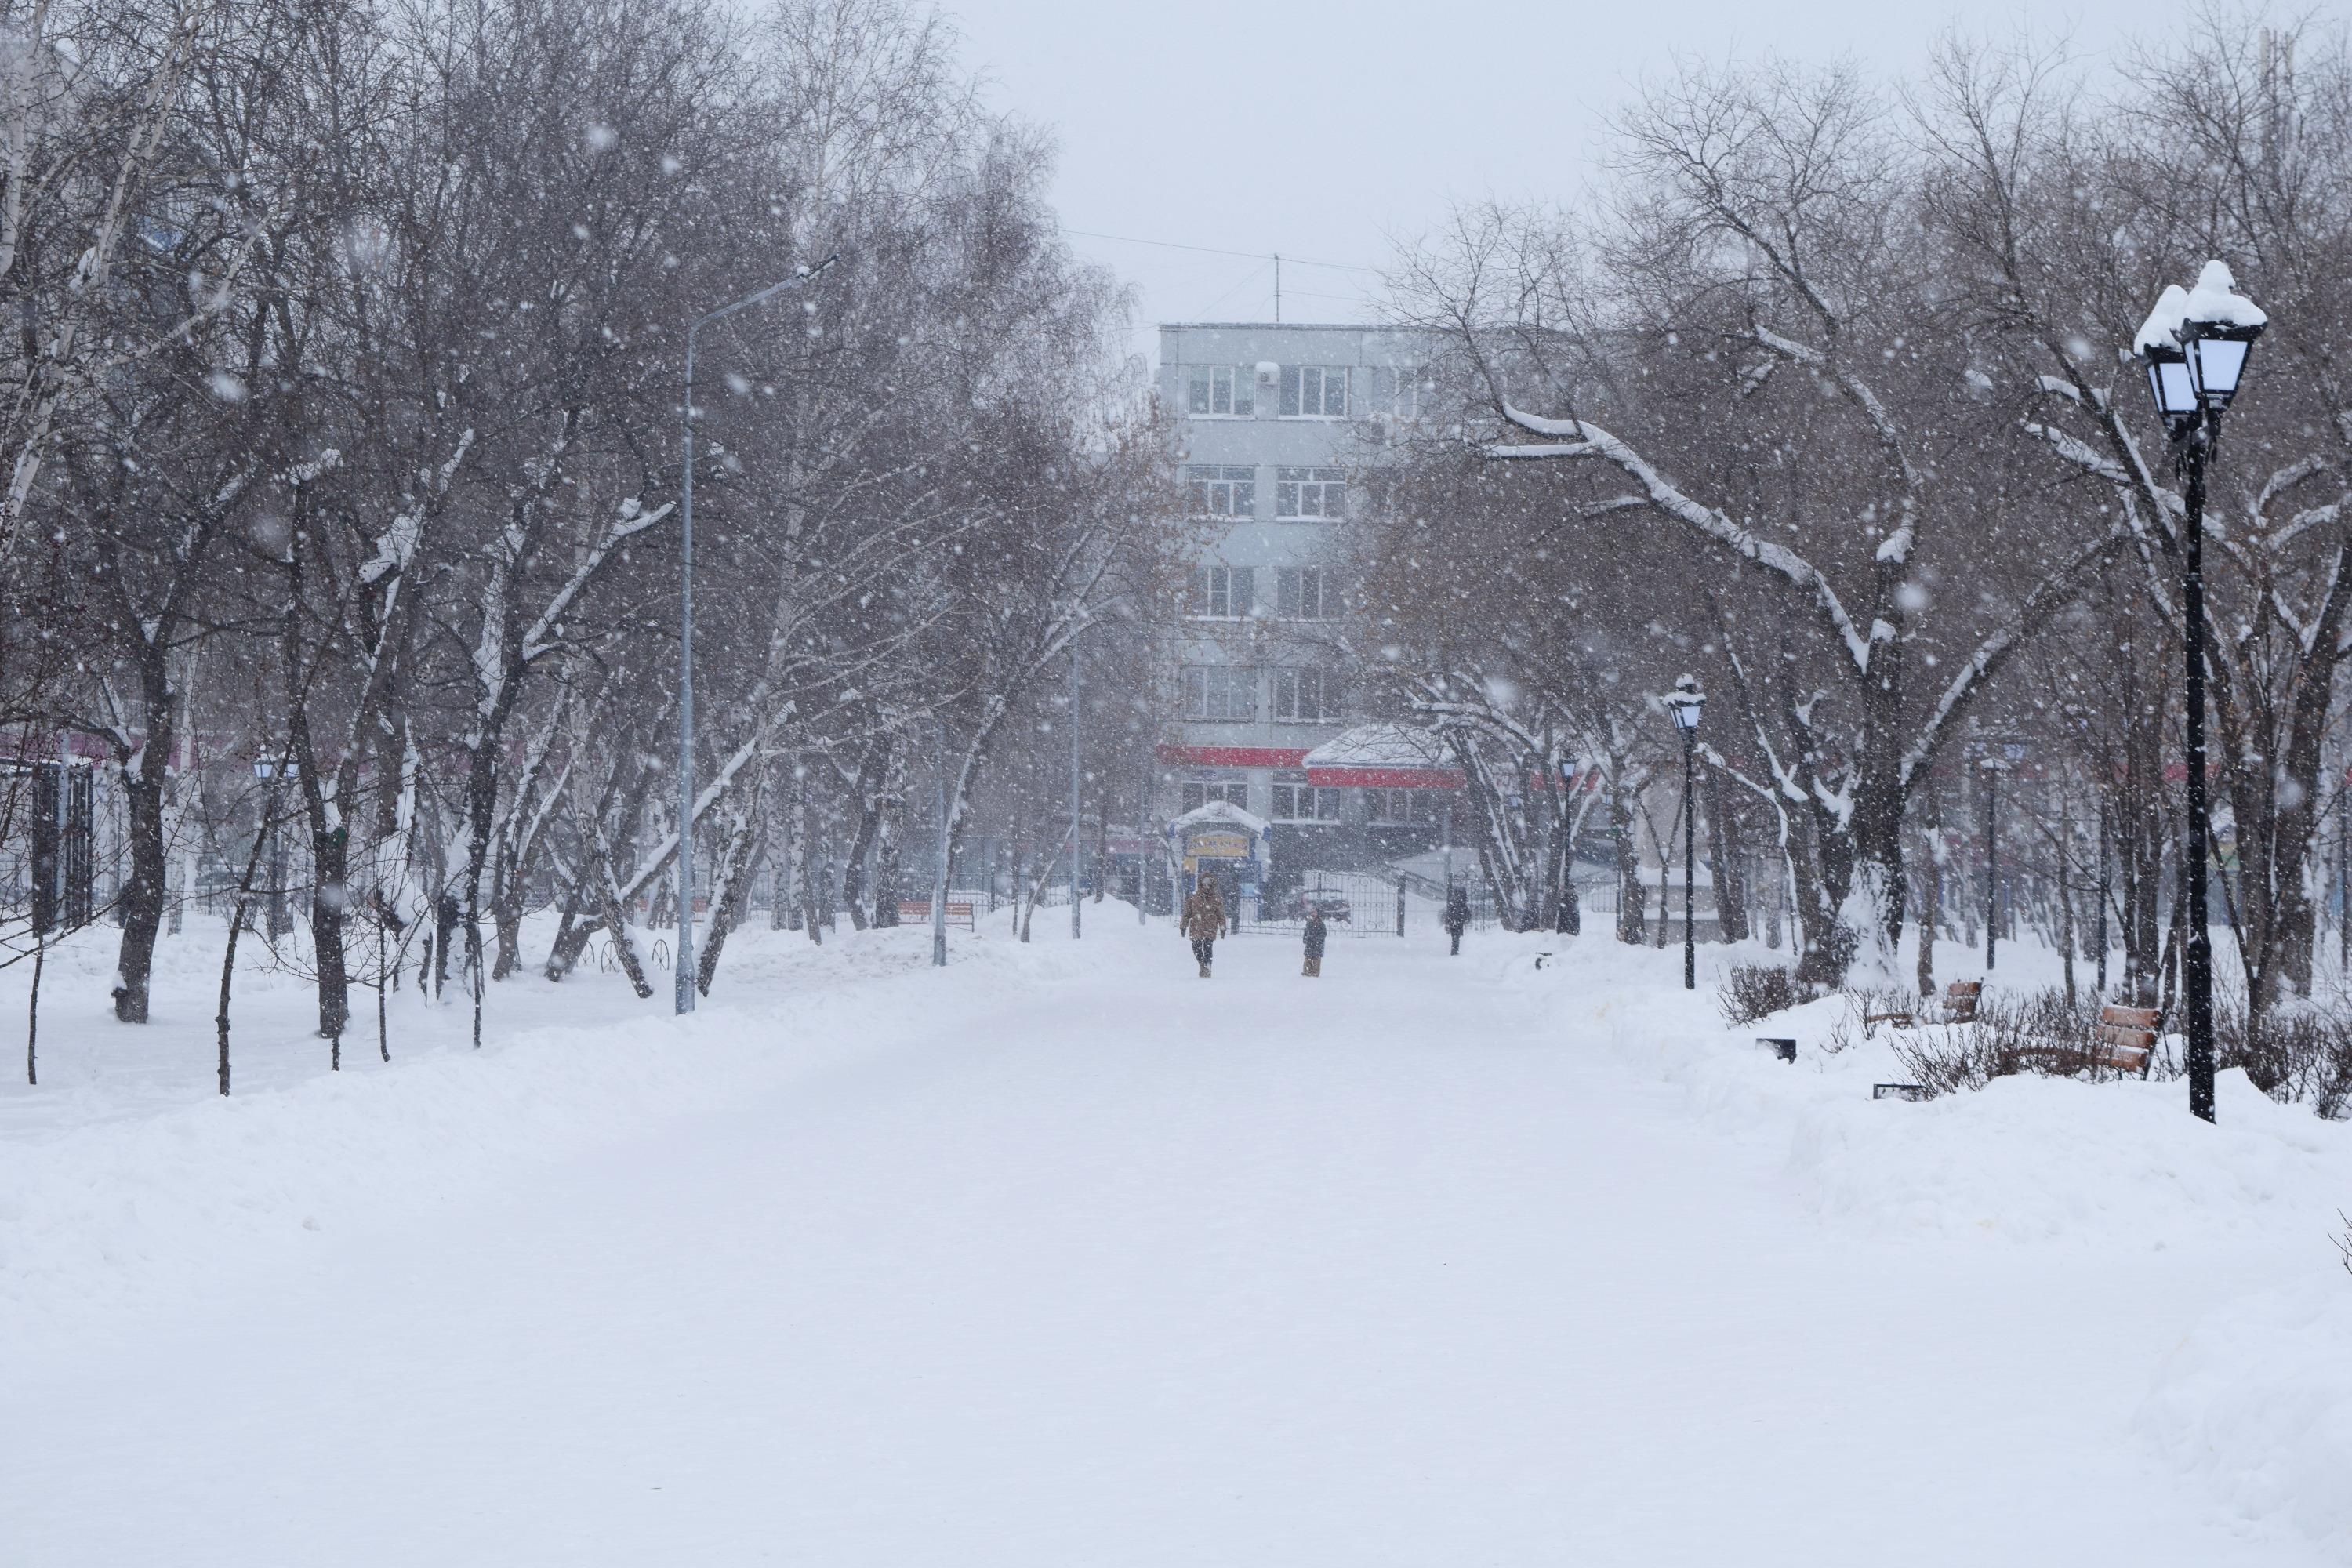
[1663,675,1703,990]
[2129,258,2268,1130]
[1665,674,1704,732]
[2180,261,2266,410]
[2135,284,2200,437]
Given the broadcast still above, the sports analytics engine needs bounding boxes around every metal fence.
[1236,870,1405,938]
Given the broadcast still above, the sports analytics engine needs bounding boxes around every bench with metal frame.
[1863,979,1981,1036]
[898,899,977,931]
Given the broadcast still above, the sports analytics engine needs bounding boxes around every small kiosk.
[1164,800,1272,918]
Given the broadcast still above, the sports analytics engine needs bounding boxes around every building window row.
[1179,663,1346,724]
[1185,463,1345,521]
[1184,364,1427,422]
[1365,786,1447,825]
[1189,463,1255,517]
[1188,364,1254,417]
[1186,564,1336,621]
[1269,779,1341,822]
[1178,779,1454,824]
[1280,364,1350,418]
[1180,780,1252,814]
[1189,564,1251,619]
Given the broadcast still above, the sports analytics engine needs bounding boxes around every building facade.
[1152,321,1454,886]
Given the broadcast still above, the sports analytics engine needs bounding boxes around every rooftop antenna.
[1274,252,1281,323]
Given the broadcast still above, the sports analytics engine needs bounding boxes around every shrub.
[2212,1004,2352,1119]
[1718,963,1816,1026]
[1886,988,2117,1098]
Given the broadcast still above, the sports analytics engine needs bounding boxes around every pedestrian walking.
[1181,879,1225,978]
[1301,904,1326,978]
[1443,885,1470,957]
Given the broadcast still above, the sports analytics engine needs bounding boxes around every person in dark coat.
[1443,886,1470,956]
[1180,881,1226,978]
[1301,906,1327,977]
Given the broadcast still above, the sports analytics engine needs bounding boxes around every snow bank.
[1504,931,2352,1559]
[1500,934,2352,1250]
[0,913,1138,1354]
[1787,1068,2350,1244]
[2140,1273,2352,1557]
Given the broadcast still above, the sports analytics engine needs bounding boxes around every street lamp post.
[1981,755,2002,972]
[932,720,949,968]
[1980,741,2023,972]
[1555,755,1578,935]
[2135,260,2267,1124]
[673,256,836,1016]
[1138,746,1152,924]
[1666,676,1704,990]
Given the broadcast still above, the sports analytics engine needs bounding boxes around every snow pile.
[1787,1068,2350,1244]
[1504,931,2352,1558]
[2140,1274,2352,1557]
[0,913,1128,1353]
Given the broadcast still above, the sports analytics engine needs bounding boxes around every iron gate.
[1236,870,1405,938]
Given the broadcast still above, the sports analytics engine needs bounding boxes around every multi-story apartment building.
[1152,322,1454,886]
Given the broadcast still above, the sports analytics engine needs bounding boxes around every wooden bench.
[2015,1002,2164,1077]
[2089,1004,2162,1076]
[898,899,976,931]
[1864,979,1981,1035]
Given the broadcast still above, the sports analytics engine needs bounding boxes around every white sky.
[943,0,2196,367]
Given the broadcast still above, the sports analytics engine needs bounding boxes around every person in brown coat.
[1180,880,1226,978]
[1301,906,1327,978]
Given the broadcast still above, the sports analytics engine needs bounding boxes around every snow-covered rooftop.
[1300,724,1448,771]
[1164,800,1270,837]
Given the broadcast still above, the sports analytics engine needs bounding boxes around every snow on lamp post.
[1665,676,1704,991]
[673,256,836,1017]
[2135,260,2267,1125]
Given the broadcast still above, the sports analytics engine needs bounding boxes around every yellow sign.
[1186,830,1251,860]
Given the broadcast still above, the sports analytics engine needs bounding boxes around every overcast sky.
[943,0,2199,366]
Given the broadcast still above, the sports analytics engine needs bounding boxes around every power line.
[1062,227,1384,276]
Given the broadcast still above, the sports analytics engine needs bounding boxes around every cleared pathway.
[0,923,2314,1565]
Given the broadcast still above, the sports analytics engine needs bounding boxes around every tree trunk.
[491,837,524,981]
[695,795,763,995]
[111,760,167,1023]
[799,791,824,944]
[1704,767,1749,942]
[871,793,904,927]
[768,762,797,930]
[1915,828,1940,999]
[1613,784,1646,945]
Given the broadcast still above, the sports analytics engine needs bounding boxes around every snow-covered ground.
[3,911,2347,1564]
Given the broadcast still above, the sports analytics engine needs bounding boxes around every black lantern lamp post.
[1980,739,2024,971]
[2136,260,2267,1124]
[1666,676,1704,990]
[1555,754,1579,934]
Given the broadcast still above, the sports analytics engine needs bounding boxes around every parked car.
[1278,890,1352,924]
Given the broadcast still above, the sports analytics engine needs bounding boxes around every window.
[1189,564,1254,619]
[1367,788,1445,825]
[1188,463,1256,517]
[1269,666,1342,723]
[1275,466,1346,521]
[1369,365,1432,420]
[1271,778,1341,822]
[1181,780,1250,813]
[1276,566,1331,619]
[1186,364,1254,417]
[1279,364,1349,417]
[1182,664,1256,721]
